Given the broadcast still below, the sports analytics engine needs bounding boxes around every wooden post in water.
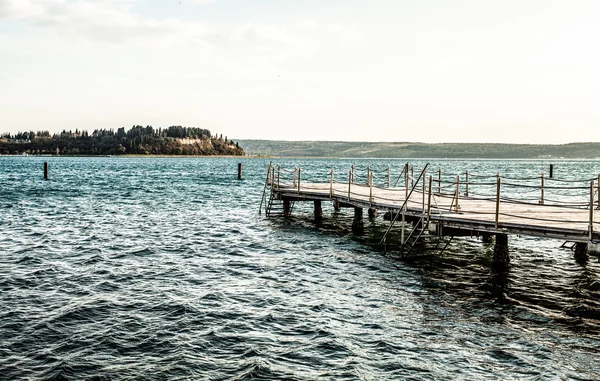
[314,200,323,222]
[44,162,49,180]
[495,176,502,229]
[549,164,554,178]
[237,163,243,180]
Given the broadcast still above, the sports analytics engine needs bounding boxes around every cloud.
[0,0,312,55]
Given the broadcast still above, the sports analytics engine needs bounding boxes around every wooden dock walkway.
[260,163,600,264]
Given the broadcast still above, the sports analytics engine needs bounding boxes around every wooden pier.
[260,163,600,265]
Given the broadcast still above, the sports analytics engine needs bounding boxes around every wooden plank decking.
[266,166,600,243]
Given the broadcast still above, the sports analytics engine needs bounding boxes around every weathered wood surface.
[273,181,600,242]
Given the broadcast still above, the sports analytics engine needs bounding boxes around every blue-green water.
[1,156,599,380]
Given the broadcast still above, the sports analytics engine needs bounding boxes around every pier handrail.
[258,162,272,215]
[380,163,430,245]
[392,163,409,188]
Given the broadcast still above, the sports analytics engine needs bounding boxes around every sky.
[1,0,599,143]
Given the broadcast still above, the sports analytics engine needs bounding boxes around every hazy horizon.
[2,0,599,144]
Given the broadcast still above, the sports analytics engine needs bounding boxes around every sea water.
[1,156,599,380]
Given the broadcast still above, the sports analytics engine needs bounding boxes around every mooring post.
[314,200,323,222]
[238,163,243,180]
[44,162,49,180]
[495,175,502,229]
[549,164,554,178]
[493,234,510,267]
[352,207,364,234]
[540,173,545,204]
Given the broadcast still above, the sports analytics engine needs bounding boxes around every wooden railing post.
[404,163,409,199]
[427,175,433,220]
[422,169,427,213]
[437,169,441,195]
[348,170,352,201]
[293,168,297,187]
[597,174,600,209]
[351,164,355,184]
[540,173,545,205]
[277,165,280,188]
[411,166,414,187]
[369,169,373,204]
[387,166,391,188]
[590,180,595,240]
[495,176,502,229]
[454,175,460,212]
[465,170,469,197]
[367,165,370,185]
[266,163,271,184]
[271,165,275,186]
[297,168,301,193]
[330,168,334,198]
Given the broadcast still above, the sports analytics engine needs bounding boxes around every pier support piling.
[352,207,364,234]
[283,199,291,216]
[493,234,510,268]
[333,199,341,212]
[314,200,323,222]
[238,163,243,180]
[574,242,589,263]
[481,232,493,243]
[368,207,378,220]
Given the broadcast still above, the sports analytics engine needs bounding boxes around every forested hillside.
[0,125,244,156]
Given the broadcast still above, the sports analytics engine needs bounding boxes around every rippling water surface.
[1,157,599,380]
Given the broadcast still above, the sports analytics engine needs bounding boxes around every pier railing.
[265,163,600,240]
